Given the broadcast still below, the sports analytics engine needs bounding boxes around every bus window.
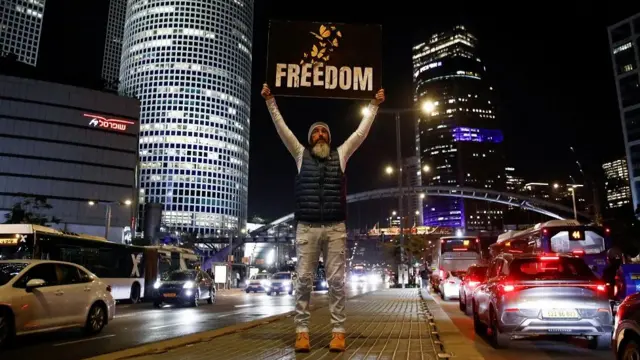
[549,230,606,255]
[441,238,479,253]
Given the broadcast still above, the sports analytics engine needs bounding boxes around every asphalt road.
[434,293,614,360]
[1,284,380,360]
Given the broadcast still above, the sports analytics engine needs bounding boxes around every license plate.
[542,309,579,318]
[163,293,177,298]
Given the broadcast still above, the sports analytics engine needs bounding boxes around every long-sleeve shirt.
[265,98,379,173]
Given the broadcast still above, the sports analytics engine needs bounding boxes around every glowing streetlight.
[385,166,394,175]
[419,193,425,199]
[361,107,372,116]
[553,183,560,189]
[392,211,397,216]
[124,199,132,206]
[415,210,420,215]
[88,201,95,206]
[421,100,436,114]
[422,164,430,173]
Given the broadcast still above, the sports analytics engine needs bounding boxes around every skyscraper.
[413,25,505,230]
[0,0,46,66]
[608,13,640,213]
[602,158,632,209]
[120,1,254,235]
[102,0,127,88]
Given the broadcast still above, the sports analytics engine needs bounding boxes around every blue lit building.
[413,25,505,231]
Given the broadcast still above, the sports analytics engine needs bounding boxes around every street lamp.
[392,211,397,216]
[385,165,394,175]
[422,164,430,173]
[363,99,438,289]
[568,187,578,220]
[419,193,426,199]
[415,210,420,215]
[88,200,132,240]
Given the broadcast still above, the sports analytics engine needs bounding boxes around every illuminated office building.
[413,25,505,230]
[120,0,254,235]
[608,13,640,213]
[0,0,45,66]
[602,158,632,209]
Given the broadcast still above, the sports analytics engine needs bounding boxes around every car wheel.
[192,291,199,307]
[464,296,474,316]
[130,282,141,303]
[267,291,272,296]
[0,308,15,348]
[459,292,466,312]
[473,302,486,335]
[588,334,612,350]
[245,288,250,293]
[621,337,640,359]
[85,303,107,334]
[489,308,510,349]
[207,288,215,304]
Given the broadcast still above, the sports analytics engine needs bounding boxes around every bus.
[0,224,201,302]
[489,220,611,276]
[0,224,146,302]
[435,235,484,279]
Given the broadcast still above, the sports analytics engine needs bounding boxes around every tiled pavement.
[92,288,479,360]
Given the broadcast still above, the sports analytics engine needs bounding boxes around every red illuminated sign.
[84,113,135,132]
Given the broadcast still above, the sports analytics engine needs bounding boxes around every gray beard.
[311,142,330,159]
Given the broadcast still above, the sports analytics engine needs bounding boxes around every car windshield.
[509,257,595,281]
[165,271,196,281]
[467,266,488,279]
[0,262,28,286]
[271,273,290,280]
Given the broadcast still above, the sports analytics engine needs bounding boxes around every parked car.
[613,292,640,358]
[0,260,115,348]
[459,264,488,315]
[471,253,612,349]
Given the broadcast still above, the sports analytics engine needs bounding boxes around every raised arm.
[262,84,304,170]
[337,89,385,171]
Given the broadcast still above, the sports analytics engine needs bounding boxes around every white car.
[0,260,115,347]
[439,270,465,301]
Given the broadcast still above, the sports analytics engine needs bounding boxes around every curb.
[87,311,296,360]
[419,288,486,360]
[88,290,375,360]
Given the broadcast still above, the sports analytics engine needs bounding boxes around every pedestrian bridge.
[249,185,588,237]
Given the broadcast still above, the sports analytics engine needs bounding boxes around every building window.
[614,42,637,74]
[620,74,640,108]
[612,22,632,43]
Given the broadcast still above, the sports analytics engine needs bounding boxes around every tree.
[4,195,60,225]
[382,234,429,267]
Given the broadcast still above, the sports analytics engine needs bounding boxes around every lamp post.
[365,100,437,288]
[569,187,577,220]
[88,199,132,240]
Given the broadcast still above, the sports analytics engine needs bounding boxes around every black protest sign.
[266,20,382,100]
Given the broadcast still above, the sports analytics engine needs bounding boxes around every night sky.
[247,1,640,221]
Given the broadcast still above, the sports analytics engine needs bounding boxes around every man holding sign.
[262,84,384,352]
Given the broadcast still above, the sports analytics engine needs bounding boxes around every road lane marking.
[54,334,115,346]
[234,304,254,308]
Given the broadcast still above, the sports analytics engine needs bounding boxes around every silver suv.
[471,253,612,349]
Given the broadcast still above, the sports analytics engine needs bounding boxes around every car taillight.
[572,250,585,256]
[498,283,515,292]
[539,256,559,261]
[468,281,480,287]
[439,269,444,278]
[596,284,606,292]
[106,285,112,293]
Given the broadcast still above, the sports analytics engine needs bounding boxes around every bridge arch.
[250,186,589,236]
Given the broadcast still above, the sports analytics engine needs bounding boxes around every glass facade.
[0,0,45,66]
[102,0,126,88]
[602,158,631,209]
[120,0,254,235]
[609,13,640,213]
[413,25,505,230]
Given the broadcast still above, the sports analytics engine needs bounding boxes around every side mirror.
[26,279,46,292]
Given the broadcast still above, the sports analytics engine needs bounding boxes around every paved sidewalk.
[91,289,477,360]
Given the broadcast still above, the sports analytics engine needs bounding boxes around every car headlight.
[153,280,161,289]
[321,281,328,287]
[183,281,195,289]
[284,280,291,286]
